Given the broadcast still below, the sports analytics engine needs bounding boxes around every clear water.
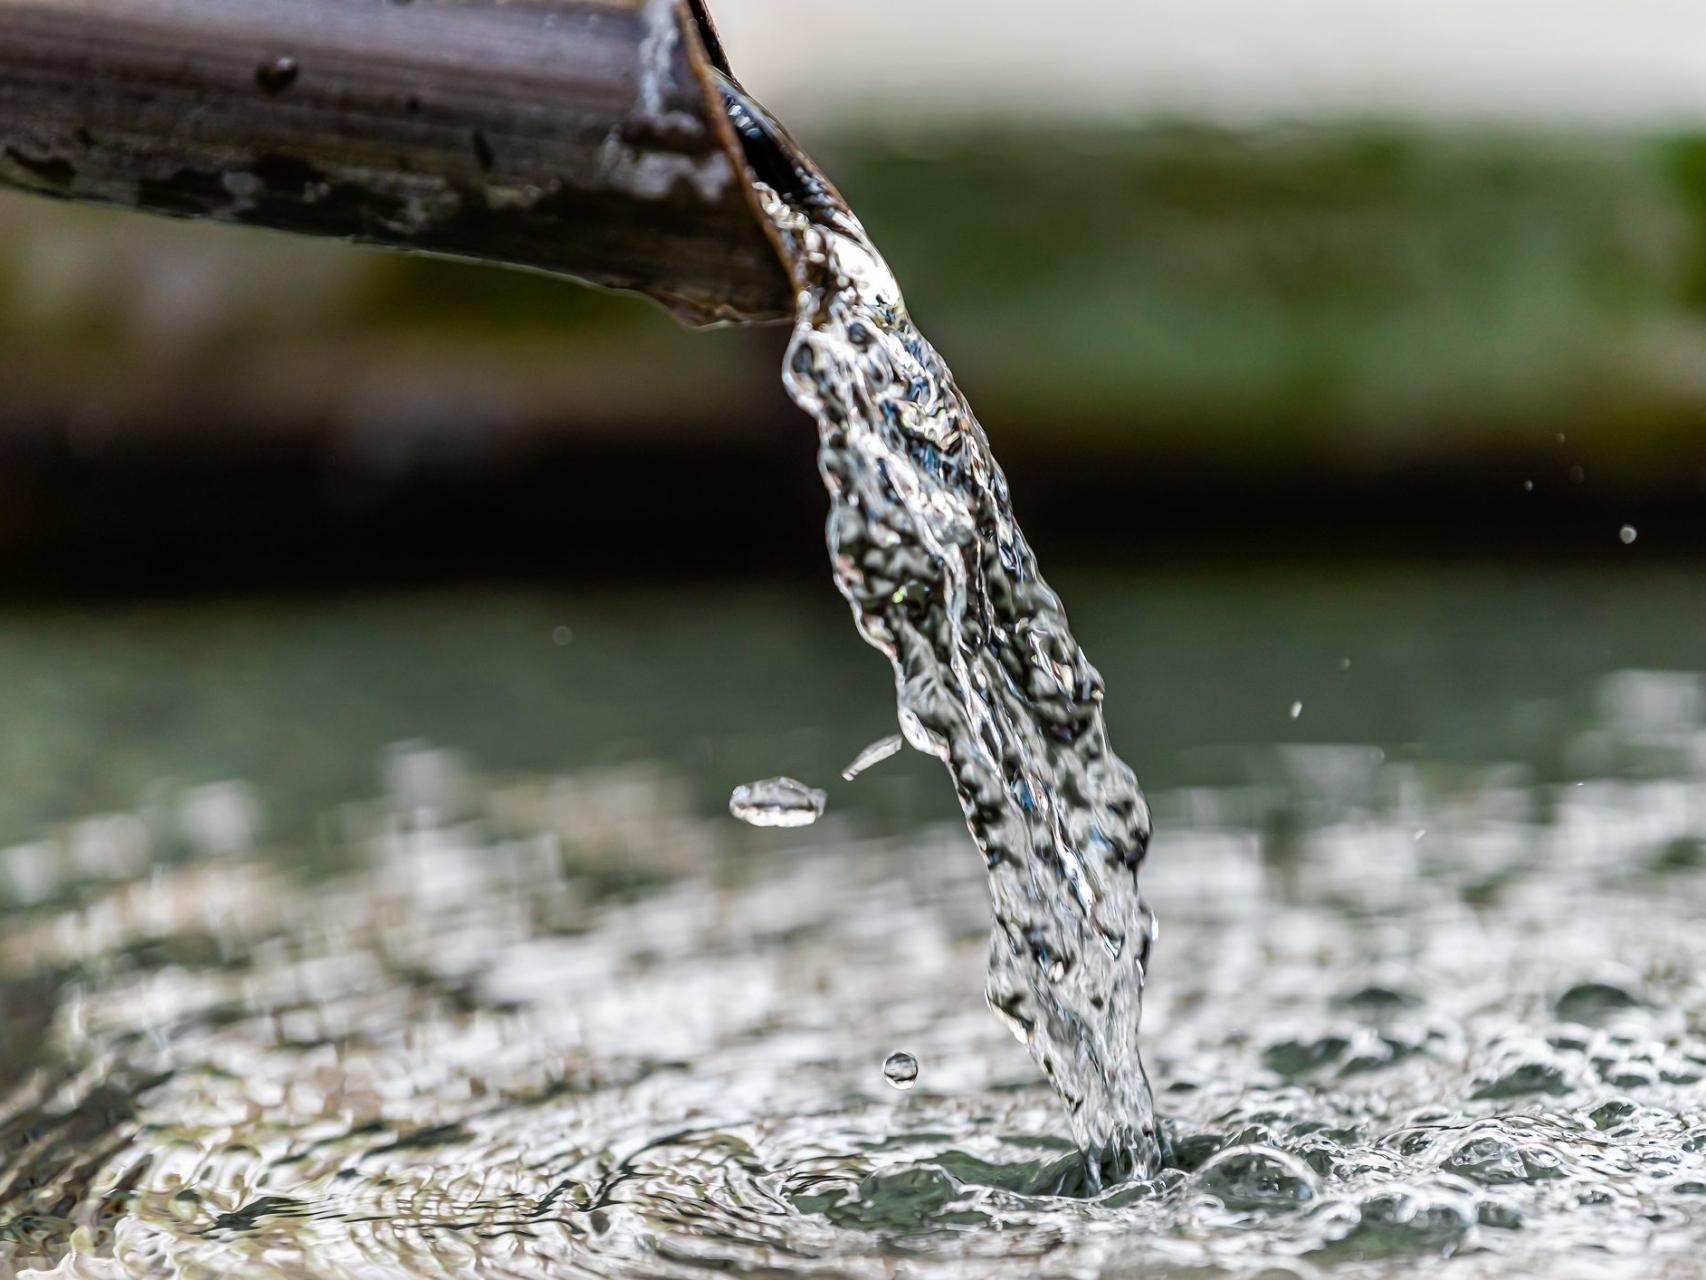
[0,576,1704,1276]
[732,83,1159,1184]
[882,1052,921,1092]
[729,776,828,828]
[841,736,903,783]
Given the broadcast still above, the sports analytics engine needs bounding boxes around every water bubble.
[1441,1135,1530,1185]
[1336,1184,1476,1255]
[1554,980,1642,1024]
[841,734,903,781]
[1619,525,1638,545]
[1588,1098,1638,1131]
[1472,1057,1572,1100]
[1196,1145,1319,1211]
[729,777,826,828]
[882,1052,919,1090]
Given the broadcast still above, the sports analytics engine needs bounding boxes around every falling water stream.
[724,80,1159,1187]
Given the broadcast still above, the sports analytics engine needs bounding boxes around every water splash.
[725,82,1158,1183]
[841,734,904,781]
[5,656,1706,1275]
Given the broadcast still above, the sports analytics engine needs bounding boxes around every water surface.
[0,569,1703,1275]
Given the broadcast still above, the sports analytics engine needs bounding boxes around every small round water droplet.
[1523,479,1534,492]
[551,626,574,646]
[1338,657,1352,671]
[256,55,300,94]
[1289,701,1303,720]
[1619,525,1638,545]
[883,1052,919,1090]
[729,777,826,828]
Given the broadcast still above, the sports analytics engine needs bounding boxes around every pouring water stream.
[723,79,1161,1186]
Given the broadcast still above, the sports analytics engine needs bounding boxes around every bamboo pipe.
[0,0,794,324]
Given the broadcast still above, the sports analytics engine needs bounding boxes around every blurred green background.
[4,116,1705,588]
[15,125,1706,449]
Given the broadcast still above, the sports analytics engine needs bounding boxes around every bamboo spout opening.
[0,0,797,324]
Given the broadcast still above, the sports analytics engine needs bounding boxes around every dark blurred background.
[4,0,1705,593]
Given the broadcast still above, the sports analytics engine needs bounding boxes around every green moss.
[815,125,1696,453]
[4,124,1706,467]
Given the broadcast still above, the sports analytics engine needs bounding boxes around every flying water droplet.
[841,734,904,781]
[883,1052,919,1090]
[255,55,300,94]
[728,778,826,828]
[1620,525,1638,545]
[1290,701,1304,720]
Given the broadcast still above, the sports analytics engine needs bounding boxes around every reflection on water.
[1,663,1705,1275]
